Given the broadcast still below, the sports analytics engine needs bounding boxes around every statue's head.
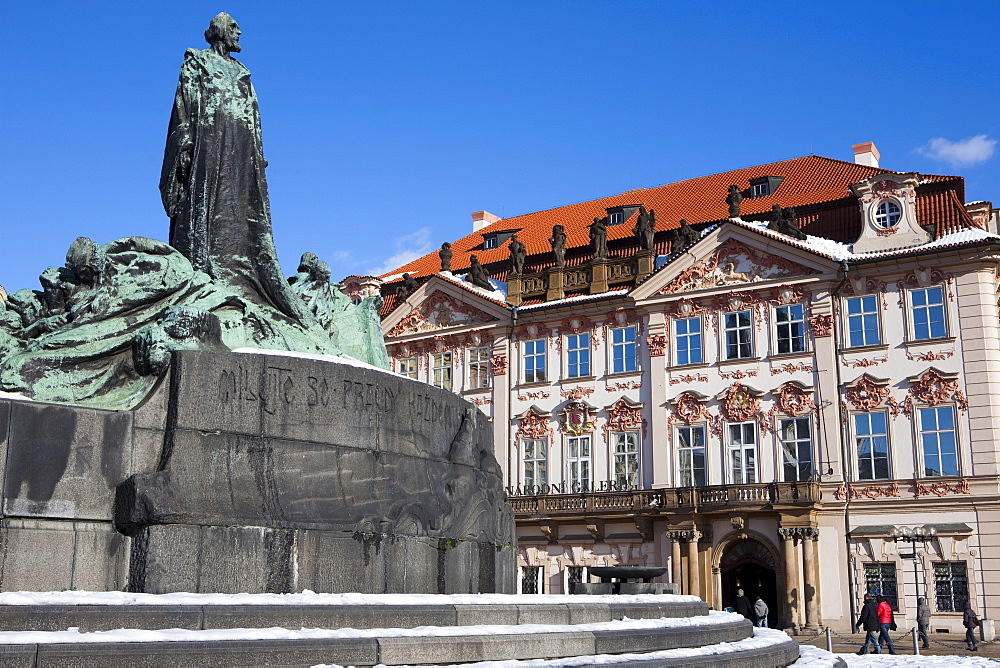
[470,254,480,265]
[205,12,241,54]
[553,224,564,235]
[312,260,331,283]
[297,252,319,274]
[65,237,99,287]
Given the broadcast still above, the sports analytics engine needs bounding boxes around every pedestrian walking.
[734,588,754,622]
[754,595,769,628]
[964,600,980,651]
[855,593,881,655]
[916,596,931,649]
[876,595,897,655]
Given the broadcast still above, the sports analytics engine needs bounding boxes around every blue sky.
[2,2,998,292]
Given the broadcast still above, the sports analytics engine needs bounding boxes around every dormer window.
[874,200,901,228]
[481,229,519,250]
[605,204,642,227]
[748,176,785,199]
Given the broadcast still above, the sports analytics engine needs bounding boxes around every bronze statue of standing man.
[160,13,302,319]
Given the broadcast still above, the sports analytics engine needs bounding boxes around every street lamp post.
[889,525,937,607]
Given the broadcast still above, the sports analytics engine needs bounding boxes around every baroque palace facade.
[372,144,1000,634]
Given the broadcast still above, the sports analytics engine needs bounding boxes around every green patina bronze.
[0,13,389,409]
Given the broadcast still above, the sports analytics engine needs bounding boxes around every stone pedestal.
[589,260,609,294]
[546,267,565,302]
[0,350,515,595]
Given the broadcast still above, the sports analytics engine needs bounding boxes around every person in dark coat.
[855,593,881,655]
[916,596,931,649]
[734,588,754,621]
[964,600,980,651]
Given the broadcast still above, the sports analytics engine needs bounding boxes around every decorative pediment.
[716,382,763,422]
[387,290,496,337]
[773,382,816,416]
[844,374,890,411]
[603,397,647,437]
[670,391,709,424]
[907,368,960,406]
[515,406,553,443]
[658,239,816,295]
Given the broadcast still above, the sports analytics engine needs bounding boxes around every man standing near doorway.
[754,595,769,628]
[734,588,754,622]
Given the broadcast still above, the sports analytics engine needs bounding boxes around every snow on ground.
[838,653,999,666]
[0,590,701,606]
[0,390,31,402]
[0,610,739,645]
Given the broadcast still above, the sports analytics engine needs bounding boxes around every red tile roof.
[380,155,959,282]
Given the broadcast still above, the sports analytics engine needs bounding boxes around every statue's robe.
[159,47,303,321]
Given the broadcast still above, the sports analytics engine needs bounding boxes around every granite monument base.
[0,350,515,594]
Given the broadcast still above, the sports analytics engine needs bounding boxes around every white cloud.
[917,135,996,167]
[364,228,434,277]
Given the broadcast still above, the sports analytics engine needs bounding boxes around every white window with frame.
[778,417,813,482]
[431,352,452,390]
[522,439,547,491]
[750,182,768,198]
[723,310,753,360]
[566,332,591,378]
[919,405,958,477]
[846,295,880,347]
[467,346,490,389]
[676,424,706,487]
[523,338,547,383]
[612,431,639,489]
[608,211,624,225]
[727,422,758,484]
[874,200,902,228]
[483,236,498,250]
[397,357,417,380]
[565,565,589,594]
[611,326,638,373]
[909,286,947,340]
[566,436,592,492]
[774,304,806,354]
[674,317,703,365]
[855,411,890,480]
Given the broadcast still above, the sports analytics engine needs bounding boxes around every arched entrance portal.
[720,538,779,626]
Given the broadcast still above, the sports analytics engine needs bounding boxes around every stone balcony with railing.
[507,481,821,518]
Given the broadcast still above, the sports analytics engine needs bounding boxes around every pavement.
[797,629,1000,660]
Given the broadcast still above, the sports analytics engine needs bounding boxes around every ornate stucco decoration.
[895,266,954,307]
[844,374,890,411]
[490,355,508,376]
[560,386,595,399]
[602,308,642,339]
[671,391,709,424]
[916,479,970,497]
[908,368,960,406]
[514,321,551,343]
[515,406,553,443]
[658,238,815,295]
[603,397,647,438]
[387,290,496,337]
[669,297,708,318]
[808,314,833,338]
[718,382,763,422]
[669,373,709,385]
[559,399,598,436]
[774,382,817,416]
[646,334,667,357]
[834,482,901,501]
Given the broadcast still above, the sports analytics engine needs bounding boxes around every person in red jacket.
[876,595,897,655]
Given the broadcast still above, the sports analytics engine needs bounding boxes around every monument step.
[0,616,798,667]
[0,599,709,633]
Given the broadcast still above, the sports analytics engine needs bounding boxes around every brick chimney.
[852,142,880,168]
[472,210,501,232]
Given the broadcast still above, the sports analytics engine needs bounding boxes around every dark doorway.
[720,539,779,627]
